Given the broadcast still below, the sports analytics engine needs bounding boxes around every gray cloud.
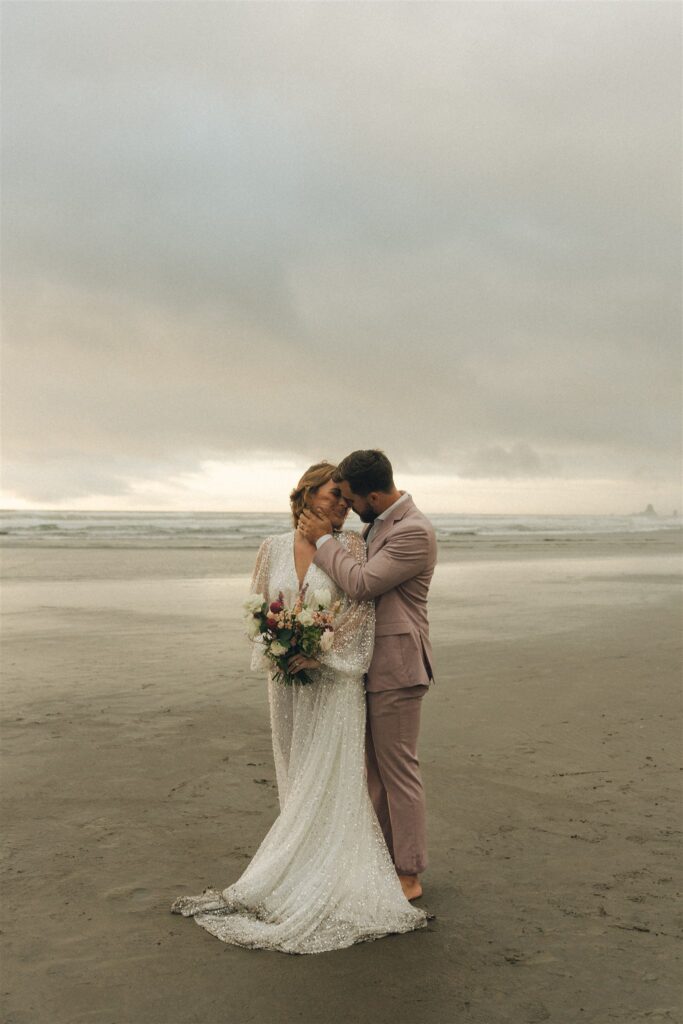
[1,1,680,505]
[458,442,561,480]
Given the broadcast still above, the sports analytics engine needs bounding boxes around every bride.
[171,461,428,954]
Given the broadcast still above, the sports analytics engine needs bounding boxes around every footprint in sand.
[104,885,151,903]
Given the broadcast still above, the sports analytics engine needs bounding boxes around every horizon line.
[0,508,675,518]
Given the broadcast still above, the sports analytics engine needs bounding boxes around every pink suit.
[313,494,437,874]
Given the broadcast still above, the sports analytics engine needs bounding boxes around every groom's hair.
[333,450,394,495]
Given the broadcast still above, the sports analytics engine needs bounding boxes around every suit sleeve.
[313,524,431,601]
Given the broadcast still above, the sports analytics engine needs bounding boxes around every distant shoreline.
[2,530,680,582]
[2,527,682,547]
[1,508,682,552]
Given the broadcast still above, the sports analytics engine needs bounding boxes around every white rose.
[270,641,287,656]
[320,630,334,653]
[244,593,264,613]
[297,608,315,627]
[311,587,332,609]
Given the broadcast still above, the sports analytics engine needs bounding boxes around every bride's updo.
[290,461,338,528]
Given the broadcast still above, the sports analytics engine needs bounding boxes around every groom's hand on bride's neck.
[299,508,332,543]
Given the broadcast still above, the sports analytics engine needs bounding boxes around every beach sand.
[1,530,681,1024]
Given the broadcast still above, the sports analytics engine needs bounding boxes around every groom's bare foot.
[398,874,423,901]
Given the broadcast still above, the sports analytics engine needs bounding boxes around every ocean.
[1,509,680,548]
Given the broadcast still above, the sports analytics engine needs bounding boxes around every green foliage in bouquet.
[244,585,340,686]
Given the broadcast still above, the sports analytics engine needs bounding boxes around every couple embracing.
[172,449,438,954]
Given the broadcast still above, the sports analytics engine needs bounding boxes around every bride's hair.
[290,461,338,527]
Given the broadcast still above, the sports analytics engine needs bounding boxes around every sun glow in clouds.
[1,458,679,515]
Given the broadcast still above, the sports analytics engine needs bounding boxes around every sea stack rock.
[641,503,657,518]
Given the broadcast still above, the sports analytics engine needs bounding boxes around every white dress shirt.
[315,491,411,549]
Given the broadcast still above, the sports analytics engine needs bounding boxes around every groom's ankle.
[397,873,423,901]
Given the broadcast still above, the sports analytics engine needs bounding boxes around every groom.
[299,449,437,901]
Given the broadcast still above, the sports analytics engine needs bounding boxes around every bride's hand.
[287,654,321,673]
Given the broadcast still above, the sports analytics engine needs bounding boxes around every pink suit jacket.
[313,494,437,692]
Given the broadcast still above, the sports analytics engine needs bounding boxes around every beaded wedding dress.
[171,529,428,954]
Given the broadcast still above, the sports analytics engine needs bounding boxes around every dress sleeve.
[249,537,273,674]
[316,532,375,679]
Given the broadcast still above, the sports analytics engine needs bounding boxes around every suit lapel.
[363,494,415,550]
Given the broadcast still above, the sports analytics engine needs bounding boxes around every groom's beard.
[357,509,378,524]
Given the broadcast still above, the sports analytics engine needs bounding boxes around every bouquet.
[244,584,342,685]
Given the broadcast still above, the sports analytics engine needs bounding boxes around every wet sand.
[1,530,681,1024]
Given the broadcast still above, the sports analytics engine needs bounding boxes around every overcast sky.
[1,1,680,513]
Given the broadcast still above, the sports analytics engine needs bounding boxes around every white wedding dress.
[171,529,428,954]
